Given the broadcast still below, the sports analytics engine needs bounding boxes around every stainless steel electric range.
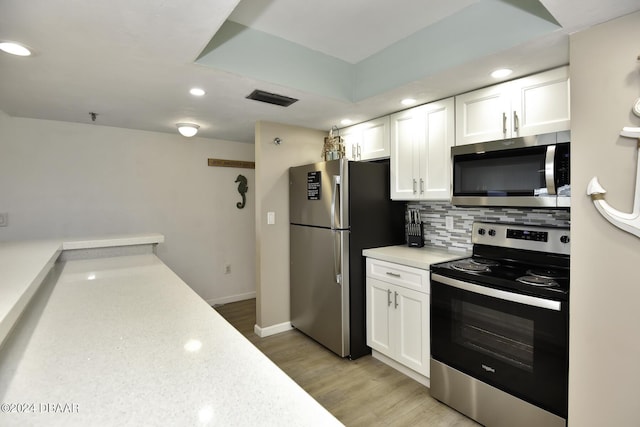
[430,222,570,427]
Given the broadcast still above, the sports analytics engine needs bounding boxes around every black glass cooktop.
[431,255,569,301]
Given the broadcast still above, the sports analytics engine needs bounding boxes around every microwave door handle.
[545,145,557,195]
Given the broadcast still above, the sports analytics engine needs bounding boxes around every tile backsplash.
[407,201,570,252]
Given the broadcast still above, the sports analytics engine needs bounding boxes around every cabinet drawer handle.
[385,272,401,278]
[387,289,392,306]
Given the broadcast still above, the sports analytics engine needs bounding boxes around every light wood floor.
[214,299,480,427]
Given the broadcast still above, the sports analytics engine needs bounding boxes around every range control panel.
[506,229,548,242]
[472,222,570,255]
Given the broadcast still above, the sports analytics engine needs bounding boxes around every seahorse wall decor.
[235,174,248,209]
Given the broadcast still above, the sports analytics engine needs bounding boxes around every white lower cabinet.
[366,258,430,379]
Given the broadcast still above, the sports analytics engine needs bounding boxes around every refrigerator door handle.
[333,229,342,285]
[331,175,342,230]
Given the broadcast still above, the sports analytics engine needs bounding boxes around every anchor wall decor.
[586,97,640,237]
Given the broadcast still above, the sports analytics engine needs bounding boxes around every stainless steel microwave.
[451,132,570,208]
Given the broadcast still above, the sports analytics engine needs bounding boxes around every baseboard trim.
[254,321,293,338]
[371,349,430,387]
[207,291,256,307]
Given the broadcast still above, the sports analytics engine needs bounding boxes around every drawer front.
[366,258,429,293]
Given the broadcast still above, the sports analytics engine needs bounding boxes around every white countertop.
[363,245,468,270]
[0,236,340,426]
[0,233,164,348]
[0,240,62,350]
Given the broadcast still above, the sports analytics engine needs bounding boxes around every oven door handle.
[431,274,562,311]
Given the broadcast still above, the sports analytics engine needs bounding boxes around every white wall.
[254,121,326,329]
[0,112,255,305]
[569,11,640,426]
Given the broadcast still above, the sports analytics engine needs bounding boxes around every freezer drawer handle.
[333,230,342,285]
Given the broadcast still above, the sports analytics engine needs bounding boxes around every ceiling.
[0,0,639,144]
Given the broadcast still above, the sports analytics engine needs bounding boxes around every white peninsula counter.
[0,235,341,426]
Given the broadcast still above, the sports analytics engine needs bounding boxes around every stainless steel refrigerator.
[289,159,404,359]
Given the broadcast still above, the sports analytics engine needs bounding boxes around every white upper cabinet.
[340,116,390,161]
[455,66,570,146]
[390,97,455,200]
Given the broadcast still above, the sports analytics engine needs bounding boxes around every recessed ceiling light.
[190,88,206,96]
[401,98,417,106]
[0,42,31,56]
[491,68,513,79]
[340,119,353,126]
[176,123,200,137]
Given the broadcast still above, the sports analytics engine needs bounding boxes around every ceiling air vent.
[246,90,298,107]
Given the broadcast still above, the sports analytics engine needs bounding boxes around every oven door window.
[431,280,568,418]
[455,300,534,372]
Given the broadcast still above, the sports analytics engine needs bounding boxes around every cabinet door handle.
[394,291,398,309]
[385,272,401,278]
[413,179,417,194]
[502,112,507,135]
[352,144,356,159]
[357,144,361,160]
[420,178,424,194]
[387,289,392,306]
[513,111,519,132]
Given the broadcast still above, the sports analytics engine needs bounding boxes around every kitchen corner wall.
[569,11,640,427]
[408,201,570,252]
[254,121,326,330]
[0,112,256,305]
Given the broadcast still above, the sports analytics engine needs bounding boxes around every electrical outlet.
[0,212,7,227]
[445,216,454,231]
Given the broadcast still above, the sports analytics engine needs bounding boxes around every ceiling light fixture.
[401,98,417,106]
[491,68,513,79]
[0,41,32,56]
[176,123,200,137]
[189,88,206,96]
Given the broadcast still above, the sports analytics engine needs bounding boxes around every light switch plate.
[267,211,275,225]
[445,216,454,231]
[0,212,7,227]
